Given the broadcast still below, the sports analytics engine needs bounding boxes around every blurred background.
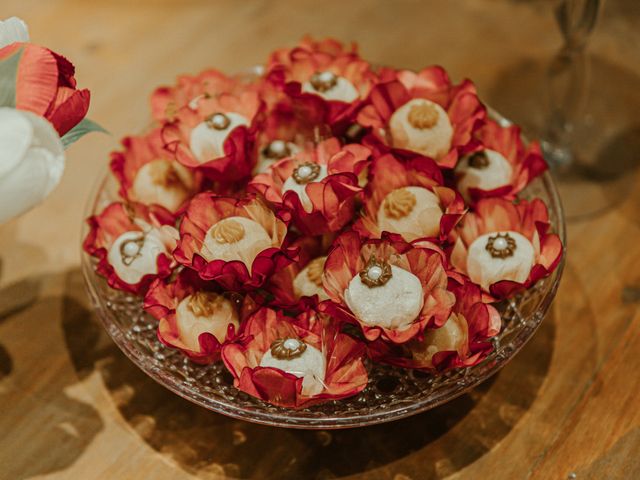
[0,1,639,479]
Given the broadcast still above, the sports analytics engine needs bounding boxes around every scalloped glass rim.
[81,110,566,429]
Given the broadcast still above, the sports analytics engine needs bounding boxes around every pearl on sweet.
[189,112,249,163]
[492,236,509,251]
[270,140,287,156]
[296,165,313,180]
[108,230,167,285]
[367,265,383,281]
[122,239,141,257]
[455,149,514,202]
[207,112,231,130]
[284,338,302,351]
[302,73,359,102]
[282,164,328,212]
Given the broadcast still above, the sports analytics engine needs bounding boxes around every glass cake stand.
[81,113,566,429]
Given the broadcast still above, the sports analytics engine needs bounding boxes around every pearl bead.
[297,165,312,179]
[318,71,336,83]
[283,338,302,351]
[122,240,141,257]
[270,140,286,155]
[493,237,509,251]
[367,265,383,280]
[211,113,228,129]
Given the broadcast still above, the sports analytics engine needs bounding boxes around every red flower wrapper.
[450,197,563,298]
[144,270,254,364]
[162,79,264,184]
[83,202,178,295]
[150,68,239,122]
[0,43,90,136]
[266,37,379,131]
[249,137,370,235]
[173,193,298,291]
[110,127,201,214]
[357,66,485,168]
[221,306,368,408]
[455,118,548,203]
[369,278,501,371]
[322,231,455,344]
[354,152,466,242]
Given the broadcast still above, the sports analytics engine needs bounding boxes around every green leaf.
[60,118,108,149]
[0,47,24,108]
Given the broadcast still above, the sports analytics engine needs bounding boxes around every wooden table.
[1,1,639,478]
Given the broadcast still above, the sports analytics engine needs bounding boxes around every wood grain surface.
[0,1,639,479]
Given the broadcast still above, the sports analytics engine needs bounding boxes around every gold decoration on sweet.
[149,161,187,189]
[263,140,291,160]
[270,338,307,360]
[210,219,245,244]
[383,188,417,219]
[120,234,145,266]
[408,102,439,129]
[165,102,178,122]
[205,112,231,130]
[306,257,326,287]
[310,71,338,93]
[359,255,393,288]
[188,291,225,317]
[468,151,490,169]
[292,162,321,184]
[485,232,517,259]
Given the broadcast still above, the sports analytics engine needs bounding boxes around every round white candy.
[107,230,167,285]
[259,341,327,396]
[344,265,424,331]
[301,75,359,103]
[455,149,513,202]
[389,98,453,159]
[254,140,300,174]
[293,261,329,301]
[175,294,239,351]
[201,216,273,268]
[377,186,443,240]
[131,159,192,212]
[282,164,328,212]
[189,112,249,163]
[466,230,536,291]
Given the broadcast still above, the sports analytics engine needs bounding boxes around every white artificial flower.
[0,107,65,223]
[0,17,29,48]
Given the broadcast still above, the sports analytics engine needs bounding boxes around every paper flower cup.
[450,197,563,298]
[369,278,501,371]
[354,152,466,242]
[173,193,297,291]
[221,306,368,408]
[162,81,263,183]
[249,137,369,235]
[266,36,379,130]
[83,202,178,295]
[0,43,90,136]
[323,231,455,343]
[110,127,200,214]
[455,118,548,203]
[144,270,251,364]
[357,66,485,168]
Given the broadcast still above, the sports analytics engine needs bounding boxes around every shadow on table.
[59,268,557,480]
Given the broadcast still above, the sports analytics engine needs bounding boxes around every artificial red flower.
[110,127,201,214]
[357,66,485,168]
[454,118,548,203]
[0,43,90,135]
[249,137,369,235]
[144,270,252,364]
[221,306,368,408]
[354,152,466,242]
[173,193,297,291]
[450,197,563,298]
[322,231,455,343]
[369,278,501,371]
[83,202,178,295]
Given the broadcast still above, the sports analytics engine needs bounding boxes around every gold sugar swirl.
[188,291,225,317]
[408,102,439,129]
[149,161,187,189]
[468,151,490,169]
[306,257,326,287]
[383,188,416,219]
[210,219,245,244]
[270,338,307,360]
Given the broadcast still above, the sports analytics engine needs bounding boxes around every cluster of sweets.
[84,38,562,408]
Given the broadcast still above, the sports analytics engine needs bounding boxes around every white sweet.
[282,164,328,212]
[389,98,453,159]
[456,149,513,202]
[411,312,468,366]
[344,265,424,331]
[107,230,168,285]
[377,186,443,240]
[0,17,29,48]
[466,231,536,291]
[254,140,300,174]
[131,160,193,212]
[260,340,327,396]
[174,294,239,351]
[189,112,249,163]
[293,257,329,300]
[302,74,359,103]
[201,216,272,267]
